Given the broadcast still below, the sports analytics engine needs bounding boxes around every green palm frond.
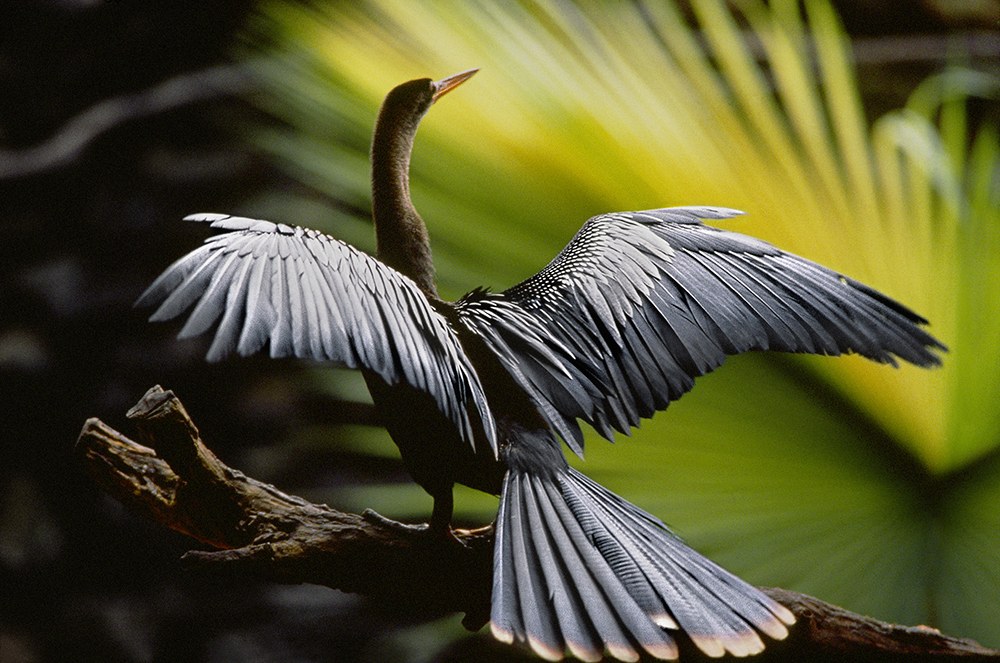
[240,0,1000,648]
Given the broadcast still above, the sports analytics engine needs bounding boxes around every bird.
[136,68,945,661]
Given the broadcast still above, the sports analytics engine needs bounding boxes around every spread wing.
[137,213,496,455]
[456,206,944,456]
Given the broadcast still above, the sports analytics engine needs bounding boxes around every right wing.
[456,207,944,455]
[136,213,496,455]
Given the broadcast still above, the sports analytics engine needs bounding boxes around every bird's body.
[138,70,945,661]
[361,360,507,505]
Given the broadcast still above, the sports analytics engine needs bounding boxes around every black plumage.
[136,69,945,660]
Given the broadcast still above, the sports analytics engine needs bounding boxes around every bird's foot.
[362,508,468,548]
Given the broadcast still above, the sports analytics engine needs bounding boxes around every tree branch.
[77,386,1000,661]
[0,65,251,179]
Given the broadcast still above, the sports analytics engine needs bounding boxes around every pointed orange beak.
[431,68,479,102]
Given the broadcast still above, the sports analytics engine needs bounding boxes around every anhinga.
[138,69,945,661]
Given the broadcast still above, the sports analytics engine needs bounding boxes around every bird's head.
[382,68,479,127]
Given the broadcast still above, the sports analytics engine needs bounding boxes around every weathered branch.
[78,386,1000,661]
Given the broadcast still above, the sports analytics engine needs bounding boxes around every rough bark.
[77,386,1000,661]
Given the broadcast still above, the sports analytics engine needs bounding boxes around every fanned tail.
[491,467,794,661]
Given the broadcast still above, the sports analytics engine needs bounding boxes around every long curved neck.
[371,98,438,297]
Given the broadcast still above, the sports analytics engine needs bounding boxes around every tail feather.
[491,468,795,661]
[508,476,565,661]
[570,471,792,650]
[521,476,606,662]
[491,472,523,644]
[536,476,676,661]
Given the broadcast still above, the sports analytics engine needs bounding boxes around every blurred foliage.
[1,1,995,661]
[240,0,1000,651]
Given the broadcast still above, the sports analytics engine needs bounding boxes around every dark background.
[2,2,997,662]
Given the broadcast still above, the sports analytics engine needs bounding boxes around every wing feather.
[237,249,274,356]
[456,207,944,453]
[137,213,495,454]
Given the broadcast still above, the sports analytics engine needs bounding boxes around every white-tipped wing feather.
[137,214,496,454]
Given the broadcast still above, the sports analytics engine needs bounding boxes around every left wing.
[455,207,944,455]
[137,213,496,454]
